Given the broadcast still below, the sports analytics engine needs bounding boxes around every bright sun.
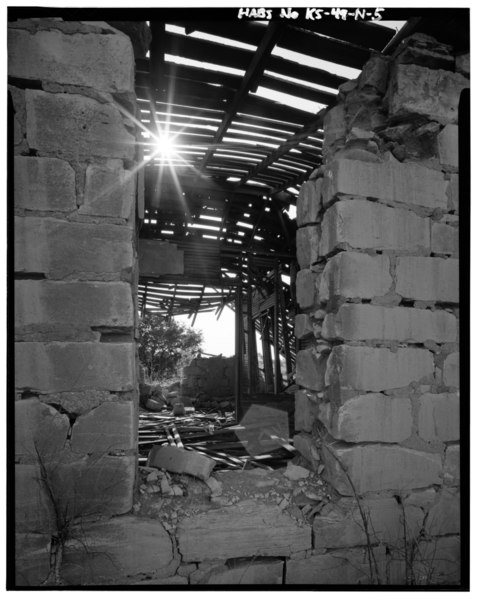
[155,135,176,158]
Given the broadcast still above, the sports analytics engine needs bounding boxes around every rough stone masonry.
[294,33,465,584]
[11,19,466,588]
[11,18,140,584]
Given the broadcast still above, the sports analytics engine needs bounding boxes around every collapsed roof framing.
[136,16,400,321]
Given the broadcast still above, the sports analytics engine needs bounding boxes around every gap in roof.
[264,70,338,95]
[379,21,407,32]
[272,46,361,80]
[166,24,257,52]
[253,86,326,114]
[165,54,244,77]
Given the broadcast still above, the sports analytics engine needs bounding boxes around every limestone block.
[41,390,116,415]
[297,179,322,226]
[322,444,442,495]
[14,156,76,212]
[15,281,133,331]
[443,352,459,387]
[446,174,459,213]
[456,53,470,76]
[388,63,469,124]
[320,199,430,256]
[294,313,314,340]
[137,576,186,585]
[323,104,346,152]
[286,547,385,585]
[418,392,459,442]
[176,501,312,561]
[426,488,460,536]
[15,342,135,392]
[323,157,448,210]
[15,399,70,462]
[296,269,318,309]
[15,216,134,280]
[177,563,197,577]
[294,390,318,433]
[313,497,423,549]
[70,402,135,454]
[319,252,392,302]
[8,27,134,92]
[431,222,459,256]
[437,124,459,171]
[139,239,184,276]
[322,304,457,344]
[358,53,389,94]
[50,454,135,518]
[325,345,435,392]
[15,533,51,586]
[413,536,460,585]
[393,33,455,70]
[147,446,215,481]
[443,444,460,484]
[15,464,56,533]
[296,225,321,268]
[79,160,135,219]
[296,348,327,391]
[194,559,283,584]
[395,257,459,303]
[404,488,437,511]
[25,90,135,161]
[293,432,321,470]
[61,516,174,585]
[322,393,412,443]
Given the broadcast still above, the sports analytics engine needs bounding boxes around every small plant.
[315,428,450,586]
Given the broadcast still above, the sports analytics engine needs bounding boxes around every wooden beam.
[279,26,370,70]
[260,73,336,106]
[199,22,285,171]
[295,18,395,50]
[278,268,293,380]
[260,314,274,392]
[273,262,281,394]
[237,110,325,186]
[270,168,315,196]
[234,281,243,420]
[149,22,166,99]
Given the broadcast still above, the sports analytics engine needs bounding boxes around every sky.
[176,306,236,357]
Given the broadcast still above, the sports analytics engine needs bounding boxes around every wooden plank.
[261,73,336,106]
[261,314,274,392]
[279,26,370,70]
[164,30,253,72]
[273,263,281,394]
[149,22,166,93]
[237,110,325,186]
[295,18,395,50]
[235,283,243,420]
[199,22,285,170]
[175,20,265,47]
[265,54,346,91]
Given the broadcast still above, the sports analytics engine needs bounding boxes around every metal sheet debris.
[139,405,295,471]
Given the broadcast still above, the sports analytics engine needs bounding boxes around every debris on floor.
[134,460,333,534]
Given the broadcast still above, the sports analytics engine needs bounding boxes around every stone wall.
[181,355,235,398]
[294,34,466,585]
[11,19,139,585]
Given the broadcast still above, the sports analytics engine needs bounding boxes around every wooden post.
[278,266,292,384]
[261,314,274,392]
[246,259,259,395]
[234,282,243,421]
[273,262,281,394]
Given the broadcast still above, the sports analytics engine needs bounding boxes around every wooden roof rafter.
[198,21,285,171]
